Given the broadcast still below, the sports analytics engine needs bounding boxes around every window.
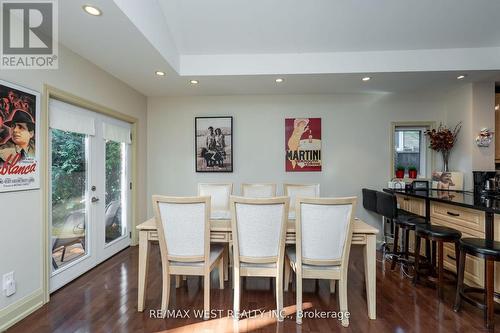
[393,125,430,177]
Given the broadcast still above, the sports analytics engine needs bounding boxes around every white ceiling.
[58,0,500,96]
[158,0,500,55]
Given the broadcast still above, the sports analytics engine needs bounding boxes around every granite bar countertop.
[384,188,500,215]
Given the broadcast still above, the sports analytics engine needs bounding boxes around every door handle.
[91,197,100,203]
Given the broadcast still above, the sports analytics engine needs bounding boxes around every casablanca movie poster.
[0,80,40,192]
[285,118,322,172]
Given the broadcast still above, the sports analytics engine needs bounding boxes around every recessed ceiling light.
[362,77,371,82]
[190,80,199,85]
[82,5,102,16]
[275,78,284,83]
[457,75,466,80]
[155,71,165,76]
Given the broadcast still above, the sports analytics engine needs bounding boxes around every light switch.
[3,272,16,297]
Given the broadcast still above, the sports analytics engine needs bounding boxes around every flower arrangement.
[425,122,462,172]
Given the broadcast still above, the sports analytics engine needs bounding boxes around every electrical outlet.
[3,271,16,297]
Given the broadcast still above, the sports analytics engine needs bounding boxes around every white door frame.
[48,108,133,292]
[42,85,138,303]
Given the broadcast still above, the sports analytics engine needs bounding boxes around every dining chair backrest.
[296,197,357,266]
[230,196,289,264]
[376,191,397,220]
[284,184,320,219]
[198,183,233,218]
[241,183,277,198]
[362,188,378,213]
[152,195,210,263]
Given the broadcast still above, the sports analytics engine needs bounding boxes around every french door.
[49,99,132,292]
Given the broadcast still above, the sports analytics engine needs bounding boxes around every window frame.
[390,121,435,179]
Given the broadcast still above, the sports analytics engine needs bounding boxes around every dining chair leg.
[296,270,303,324]
[233,268,240,320]
[223,244,229,281]
[229,243,233,268]
[453,249,466,312]
[276,268,284,322]
[330,280,336,294]
[175,275,181,288]
[204,272,210,320]
[161,273,171,318]
[218,257,224,289]
[284,256,290,292]
[339,278,349,327]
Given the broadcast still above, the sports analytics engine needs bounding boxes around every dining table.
[136,217,379,320]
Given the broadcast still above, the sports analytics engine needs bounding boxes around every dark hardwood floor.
[7,244,497,333]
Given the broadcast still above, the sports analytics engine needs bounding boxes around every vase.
[442,151,450,172]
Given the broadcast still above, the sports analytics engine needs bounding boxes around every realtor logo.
[1,0,58,69]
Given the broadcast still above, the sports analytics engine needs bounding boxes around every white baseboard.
[0,289,44,332]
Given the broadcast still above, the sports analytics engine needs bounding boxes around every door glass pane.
[105,140,126,244]
[51,129,88,271]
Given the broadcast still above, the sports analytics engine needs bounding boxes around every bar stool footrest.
[459,287,500,313]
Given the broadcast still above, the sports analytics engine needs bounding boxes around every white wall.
[0,45,147,326]
[472,82,496,171]
[444,82,496,189]
[147,92,450,234]
[443,83,474,188]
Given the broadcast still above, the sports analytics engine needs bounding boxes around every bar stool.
[413,224,461,299]
[375,191,426,270]
[363,189,385,248]
[391,214,429,270]
[454,238,500,329]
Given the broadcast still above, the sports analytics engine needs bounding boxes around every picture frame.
[0,79,41,192]
[285,117,322,172]
[431,171,464,191]
[195,116,233,172]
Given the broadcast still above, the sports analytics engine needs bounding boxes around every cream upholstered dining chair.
[198,183,233,219]
[230,196,290,321]
[152,195,225,320]
[198,183,233,282]
[285,197,357,327]
[241,183,277,198]
[283,184,320,220]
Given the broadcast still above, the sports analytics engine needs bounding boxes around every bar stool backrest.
[376,191,397,220]
[362,188,378,213]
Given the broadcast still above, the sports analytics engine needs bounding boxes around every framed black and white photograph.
[195,116,233,172]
